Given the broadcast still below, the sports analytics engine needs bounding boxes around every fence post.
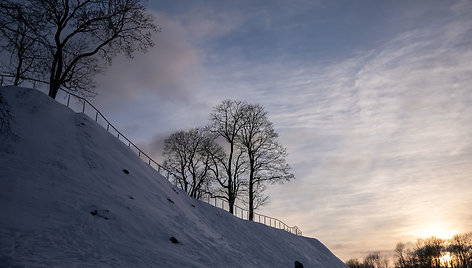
[67,94,70,107]
[82,100,85,113]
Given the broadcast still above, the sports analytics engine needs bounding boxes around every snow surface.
[0,86,347,267]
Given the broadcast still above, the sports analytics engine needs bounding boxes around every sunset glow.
[415,223,459,240]
[440,252,452,267]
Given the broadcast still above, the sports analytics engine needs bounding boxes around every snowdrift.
[0,86,346,267]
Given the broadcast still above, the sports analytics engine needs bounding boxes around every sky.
[61,0,472,262]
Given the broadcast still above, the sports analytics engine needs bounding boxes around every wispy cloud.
[92,1,472,262]
[247,4,472,260]
[93,12,226,143]
[180,2,472,261]
[96,12,204,102]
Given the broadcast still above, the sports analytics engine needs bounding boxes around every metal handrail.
[56,88,302,236]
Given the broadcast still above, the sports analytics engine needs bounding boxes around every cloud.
[96,12,205,103]
[91,10,238,144]
[137,131,172,164]
[89,1,472,262]
[174,7,243,43]
[244,4,472,261]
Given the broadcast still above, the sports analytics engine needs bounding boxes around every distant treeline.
[346,232,472,268]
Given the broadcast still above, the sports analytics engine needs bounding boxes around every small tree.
[448,232,472,268]
[163,128,214,199]
[363,252,389,268]
[238,103,294,220]
[346,258,364,268]
[394,242,407,268]
[364,252,380,268]
[412,237,444,268]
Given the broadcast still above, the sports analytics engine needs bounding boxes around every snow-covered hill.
[0,86,346,267]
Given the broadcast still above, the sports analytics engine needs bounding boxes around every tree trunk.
[227,140,234,214]
[248,160,254,220]
[227,172,234,214]
[48,82,60,99]
[49,40,63,99]
[228,192,234,214]
[249,180,254,221]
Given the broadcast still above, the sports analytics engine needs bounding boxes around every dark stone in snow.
[167,198,174,204]
[128,196,134,200]
[90,209,110,220]
[295,261,304,268]
[122,169,129,174]
[169,237,179,244]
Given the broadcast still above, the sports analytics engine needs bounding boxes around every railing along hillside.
[55,88,302,236]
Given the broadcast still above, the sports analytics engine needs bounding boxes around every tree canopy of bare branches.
[0,0,158,98]
[163,128,216,199]
[237,103,294,220]
[0,1,44,86]
[163,100,294,218]
[209,100,248,214]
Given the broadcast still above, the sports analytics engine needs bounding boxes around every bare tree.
[163,128,214,199]
[448,232,472,268]
[237,103,294,220]
[1,0,157,98]
[412,237,444,268]
[162,101,294,217]
[364,252,381,268]
[0,1,44,86]
[363,252,389,268]
[395,242,407,268]
[346,258,364,268]
[209,100,248,214]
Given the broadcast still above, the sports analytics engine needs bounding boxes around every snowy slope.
[0,86,347,268]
